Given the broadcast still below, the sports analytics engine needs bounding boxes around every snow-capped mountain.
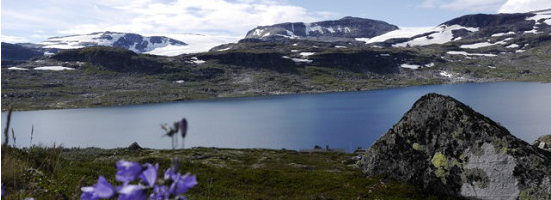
[39,31,187,53]
[357,9,551,47]
[244,17,398,42]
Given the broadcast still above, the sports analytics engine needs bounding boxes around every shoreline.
[3,79,538,112]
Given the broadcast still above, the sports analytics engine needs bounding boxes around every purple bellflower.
[116,160,142,184]
[117,184,146,200]
[80,176,115,200]
[139,163,159,187]
[169,173,198,196]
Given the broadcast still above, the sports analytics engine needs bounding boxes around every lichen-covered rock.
[534,135,551,151]
[358,93,551,200]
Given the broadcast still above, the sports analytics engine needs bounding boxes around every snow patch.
[189,57,205,64]
[506,44,520,48]
[400,64,421,69]
[335,45,347,48]
[488,66,497,69]
[34,66,75,71]
[299,52,315,57]
[440,71,453,78]
[460,42,494,49]
[523,29,540,34]
[446,51,497,57]
[305,23,324,35]
[217,47,232,52]
[491,32,515,37]
[283,56,312,63]
[527,11,551,25]
[8,67,28,70]
[291,58,312,63]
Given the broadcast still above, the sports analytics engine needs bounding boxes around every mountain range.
[2,8,551,111]
[3,8,550,61]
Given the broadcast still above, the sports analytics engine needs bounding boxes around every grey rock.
[358,93,551,199]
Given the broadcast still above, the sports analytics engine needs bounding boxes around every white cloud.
[498,0,551,13]
[2,0,336,42]
[420,0,507,11]
[1,35,29,43]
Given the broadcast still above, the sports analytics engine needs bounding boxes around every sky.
[2,0,551,43]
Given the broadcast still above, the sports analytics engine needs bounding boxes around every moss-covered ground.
[1,145,461,199]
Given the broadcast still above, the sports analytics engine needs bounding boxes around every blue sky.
[2,0,550,43]
[287,0,483,26]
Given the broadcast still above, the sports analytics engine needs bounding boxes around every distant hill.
[243,16,398,42]
[1,42,44,61]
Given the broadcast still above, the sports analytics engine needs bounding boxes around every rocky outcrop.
[52,46,165,73]
[244,17,398,42]
[358,93,551,200]
[534,135,551,151]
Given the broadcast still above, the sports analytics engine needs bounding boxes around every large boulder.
[358,93,551,200]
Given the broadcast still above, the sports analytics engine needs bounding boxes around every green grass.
[1,146,460,200]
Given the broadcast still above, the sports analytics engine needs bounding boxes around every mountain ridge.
[244,16,398,42]
[39,31,187,54]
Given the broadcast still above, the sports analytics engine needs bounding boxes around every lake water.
[2,82,551,152]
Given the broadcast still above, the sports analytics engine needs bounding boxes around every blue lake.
[2,82,551,152]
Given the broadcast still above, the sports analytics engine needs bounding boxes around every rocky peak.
[359,93,551,199]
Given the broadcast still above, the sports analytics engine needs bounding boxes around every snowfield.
[393,25,479,47]
[39,32,239,57]
[144,33,240,56]
[355,27,433,44]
